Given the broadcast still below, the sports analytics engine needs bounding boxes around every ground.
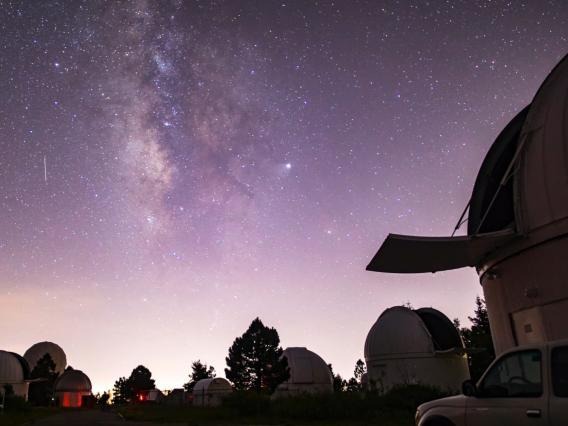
[0,407,413,426]
[0,409,184,426]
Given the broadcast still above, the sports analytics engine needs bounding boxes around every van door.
[549,345,568,426]
[465,349,547,425]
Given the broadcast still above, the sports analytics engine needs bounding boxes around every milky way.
[1,1,568,392]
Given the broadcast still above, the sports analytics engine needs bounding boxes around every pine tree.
[345,359,367,392]
[460,296,496,381]
[327,364,346,392]
[354,359,366,383]
[225,317,290,393]
[183,360,216,392]
[28,353,59,406]
[112,377,129,405]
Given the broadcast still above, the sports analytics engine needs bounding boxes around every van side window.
[478,350,542,397]
[551,346,568,397]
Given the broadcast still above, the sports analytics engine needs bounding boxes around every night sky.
[2,1,568,394]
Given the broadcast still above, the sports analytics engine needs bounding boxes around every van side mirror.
[462,379,477,397]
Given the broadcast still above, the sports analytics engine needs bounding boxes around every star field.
[1,0,568,393]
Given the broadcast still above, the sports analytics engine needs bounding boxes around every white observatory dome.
[0,350,30,399]
[365,307,435,358]
[193,377,233,407]
[0,350,26,383]
[55,369,92,392]
[364,306,469,392]
[274,347,333,397]
[24,341,67,375]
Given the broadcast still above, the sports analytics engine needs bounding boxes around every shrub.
[222,391,271,417]
[380,384,449,413]
[3,394,31,412]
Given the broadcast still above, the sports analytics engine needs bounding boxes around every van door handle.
[526,409,541,418]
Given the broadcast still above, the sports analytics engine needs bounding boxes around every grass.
[0,407,60,426]
[118,385,447,425]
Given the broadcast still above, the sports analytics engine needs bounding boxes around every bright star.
[285,163,292,169]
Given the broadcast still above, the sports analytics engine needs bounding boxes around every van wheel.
[423,416,455,426]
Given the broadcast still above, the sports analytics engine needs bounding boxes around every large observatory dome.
[364,306,468,392]
[367,54,568,355]
[274,347,333,397]
[55,369,92,392]
[24,341,67,374]
[468,53,568,242]
[368,53,568,275]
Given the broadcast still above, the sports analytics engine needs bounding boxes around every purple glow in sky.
[1,1,568,393]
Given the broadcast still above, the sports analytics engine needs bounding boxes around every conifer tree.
[459,296,495,381]
[225,317,289,393]
[112,377,129,405]
[28,353,59,406]
[184,360,216,392]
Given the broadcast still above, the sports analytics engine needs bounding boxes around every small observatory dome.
[24,341,67,375]
[274,347,333,397]
[55,369,92,408]
[364,306,469,392]
[0,350,26,383]
[0,350,30,399]
[193,378,232,407]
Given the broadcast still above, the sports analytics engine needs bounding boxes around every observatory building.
[54,369,92,408]
[0,350,30,399]
[364,307,469,392]
[274,347,333,397]
[192,378,232,407]
[138,388,165,403]
[367,54,568,355]
[24,341,67,375]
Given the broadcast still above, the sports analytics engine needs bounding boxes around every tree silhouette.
[127,365,156,399]
[98,391,110,406]
[225,317,289,393]
[112,365,156,404]
[354,359,366,382]
[28,353,59,406]
[459,296,495,381]
[184,360,216,392]
[327,364,346,392]
[346,359,367,392]
[112,377,129,405]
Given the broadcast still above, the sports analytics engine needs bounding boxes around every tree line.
[111,298,494,403]
[6,297,492,406]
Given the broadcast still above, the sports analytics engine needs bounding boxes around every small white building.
[24,342,67,375]
[0,350,30,400]
[364,306,469,392]
[54,369,92,408]
[192,378,232,407]
[273,347,333,397]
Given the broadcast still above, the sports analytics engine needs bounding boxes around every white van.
[415,339,568,426]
